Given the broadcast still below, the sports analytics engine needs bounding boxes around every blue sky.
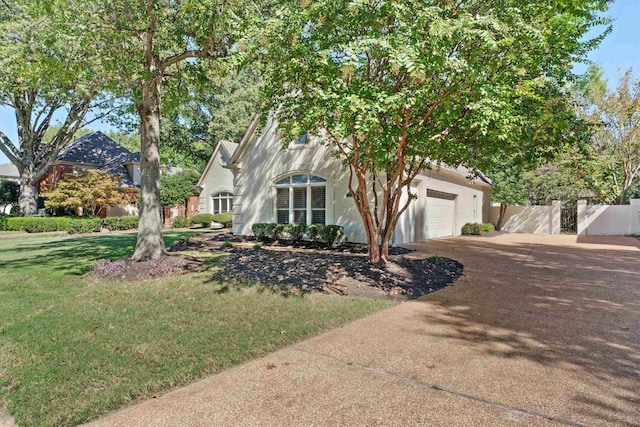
[1,2,639,164]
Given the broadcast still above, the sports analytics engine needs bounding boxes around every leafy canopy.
[159,170,200,206]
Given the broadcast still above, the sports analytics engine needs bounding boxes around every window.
[212,192,233,214]
[274,174,326,225]
[292,133,309,146]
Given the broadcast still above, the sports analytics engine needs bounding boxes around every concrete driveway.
[89,234,640,426]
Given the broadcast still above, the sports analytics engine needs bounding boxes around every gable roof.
[225,114,262,167]
[56,131,141,187]
[57,131,137,166]
[197,139,240,187]
[0,163,19,180]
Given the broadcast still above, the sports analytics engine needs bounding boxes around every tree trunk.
[132,75,166,261]
[495,204,508,231]
[18,176,38,216]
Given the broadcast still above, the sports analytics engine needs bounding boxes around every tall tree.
[162,67,262,168]
[44,0,261,260]
[0,2,113,215]
[577,65,640,204]
[261,0,608,263]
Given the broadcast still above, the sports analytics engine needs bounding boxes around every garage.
[425,189,456,239]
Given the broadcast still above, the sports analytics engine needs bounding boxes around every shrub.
[306,223,322,241]
[482,223,495,233]
[191,213,215,227]
[101,216,139,231]
[68,219,102,234]
[252,223,270,241]
[0,213,11,231]
[461,223,483,235]
[212,212,232,227]
[252,223,286,241]
[253,243,262,250]
[5,217,72,233]
[172,215,191,228]
[285,222,307,242]
[319,225,344,246]
[221,240,233,249]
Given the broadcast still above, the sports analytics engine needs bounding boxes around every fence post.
[551,201,561,234]
[631,199,640,235]
[577,200,587,236]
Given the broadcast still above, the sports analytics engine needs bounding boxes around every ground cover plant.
[0,231,392,426]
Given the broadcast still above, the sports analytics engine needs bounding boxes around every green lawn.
[0,231,393,426]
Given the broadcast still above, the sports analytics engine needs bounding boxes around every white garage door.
[425,191,456,239]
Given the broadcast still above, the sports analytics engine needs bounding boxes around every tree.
[0,179,19,212]
[160,169,200,207]
[577,65,640,204]
[161,67,262,168]
[261,0,608,263]
[43,0,262,260]
[0,2,114,216]
[41,170,132,217]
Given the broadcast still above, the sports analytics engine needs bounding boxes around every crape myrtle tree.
[0,2,114,215]
[260,0,608,264]
[43,0,262,260]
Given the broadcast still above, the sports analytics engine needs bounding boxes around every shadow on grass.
[0,231,206,276]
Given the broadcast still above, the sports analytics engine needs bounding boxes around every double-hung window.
[274,174,326,225]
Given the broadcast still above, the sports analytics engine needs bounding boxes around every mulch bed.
[86,232,464,300]
[211,247,463,300]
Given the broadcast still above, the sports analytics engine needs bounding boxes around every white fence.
[578,199,640,236]
[489,201,561,234]
[489,199,640,236]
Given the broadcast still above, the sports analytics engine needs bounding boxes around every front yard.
[0,231,393,427]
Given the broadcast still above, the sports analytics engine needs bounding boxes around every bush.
[5,217,72,233]
[101,216,139,231]
[172,215,191,228]
[252,223,286,242]
[482,223,495,233]
[252,223,270,241]
[306,223,322,241]
[191,213,215,227]
[319,225,344,246]
[212,212,233,227]
[68,218,102,234]
[221,240,233,249]
[0,213,11,231]
[285,222,307,242]
[461,223,484,235]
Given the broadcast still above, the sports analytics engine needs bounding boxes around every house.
[198,115,492,244]
[196,140,238,217]
[38,131,141,216]
[0,163,19,182]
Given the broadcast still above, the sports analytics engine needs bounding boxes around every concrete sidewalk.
[88,234,640,426]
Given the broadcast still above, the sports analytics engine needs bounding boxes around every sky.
[1,1,639,164]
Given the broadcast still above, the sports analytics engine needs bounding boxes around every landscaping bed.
[189,233,464,300]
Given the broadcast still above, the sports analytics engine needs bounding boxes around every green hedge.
[1,216,139,233]
[212,212,233,227]
[252,223,344,246]
[5,217,73,233]
[172,215,191,228]
[461,222,495,236]
[101,216,139,231]
[190,213,215,227]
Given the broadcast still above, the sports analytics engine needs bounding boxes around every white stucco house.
[196,140,238,216]
[198,115,492,244]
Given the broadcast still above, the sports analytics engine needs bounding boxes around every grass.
[0,231,393,426]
